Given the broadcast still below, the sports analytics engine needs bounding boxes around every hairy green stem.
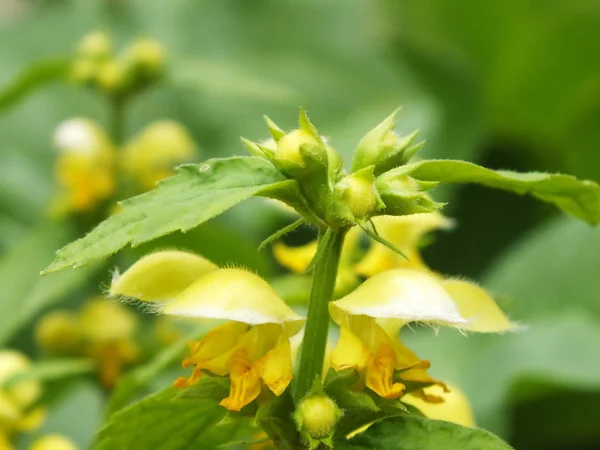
[295,228,346,399]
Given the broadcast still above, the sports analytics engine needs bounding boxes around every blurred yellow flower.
[35,299,141,389]
[29,434,78,450]
[111,251,305,411]
[329,269,516,401]
[403,383,476,427]
[51,118,115,215]
[121,121,197,190]
[273,212,451,280]
[0,350,45,449]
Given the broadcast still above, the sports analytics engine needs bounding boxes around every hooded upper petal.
[330,269,468,327]
[163,268,305,336]
[441,279,517,332]
[110,250,218,302]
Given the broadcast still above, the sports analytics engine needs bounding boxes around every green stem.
[109,96,126,145]
[295,228,346,399]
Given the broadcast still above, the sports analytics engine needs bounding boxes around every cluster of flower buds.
[70,31,165,99]
[243,109,435,230]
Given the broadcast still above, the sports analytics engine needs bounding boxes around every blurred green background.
[1,1,600,449]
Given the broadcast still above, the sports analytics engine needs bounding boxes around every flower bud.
[126,38,165,75]
[77,31,111,60]
[79,298,138,343]
[36,311,81,354]
[70,59,97,85]
[334,167,383,222]
[276,129,320,166]
[97,60,128,93]
[30,434,78,450]
[294,394,341,446]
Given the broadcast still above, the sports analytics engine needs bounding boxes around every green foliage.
[0,221,98,344]
[384,159,600,224]
[44,157,287,273]
[0,58,70,117]
[2,358,96,388]
[340,414,513,449]
[97,379,253,450]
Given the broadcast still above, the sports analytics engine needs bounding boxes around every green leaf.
[44,157,286,273]
[0,221,99,344]
[96,386,233,450]
[0,58,70,116]
[2,358,96,389]
[385,159,600,225]
[256,391,299,449]
[340,414,513,449]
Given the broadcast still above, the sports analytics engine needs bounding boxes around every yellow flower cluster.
[110,251,304,412]
[70,31,165,96]
[51,119,197,216]
[274,212,515,425]
[0,350,45,449]
[36,299,140,389]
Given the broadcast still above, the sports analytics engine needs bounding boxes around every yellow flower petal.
[331,326,370,372]
[182,321,249,376]
[30,434,78,450]
[163,269,304,335]
[257,339,293,396]
[110,250,218,302]
[330,269,468,326]
[365,342,405,399]
[442,279,516,332]
[219,349,262,411]
[403,383,475,427]
[273,240,318,273]
[0,350,41,410]
[354,213,453,277]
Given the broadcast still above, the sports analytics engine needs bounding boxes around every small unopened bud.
[295,395,341,446]
[97,60,128,93]
[276,129,320,166]
[30,434,78,450]
[0,350,41,410]
[70,59,97,85]
[335,168,382,222]
[126,38,165,75]
[78,31,111,60]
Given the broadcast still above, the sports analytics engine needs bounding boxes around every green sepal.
[256,390,299,450]
[258,218,305,251]
[375,174,444,216]
[264,115,286,141]
[351,108,423,175]
[240,137,266,158]
[360,223,408,260]
[299,108,324,143]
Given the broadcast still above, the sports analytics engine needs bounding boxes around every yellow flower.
[354,212,453,277]
[329,269,516,401]
[35,299,141,389]
[273,212,451,278]
[51,118,115,215]
[110,251,305,411]
[403,383,475,427]
[29,434,78,450]
[121,121,197,190]
[0,350,45,446]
